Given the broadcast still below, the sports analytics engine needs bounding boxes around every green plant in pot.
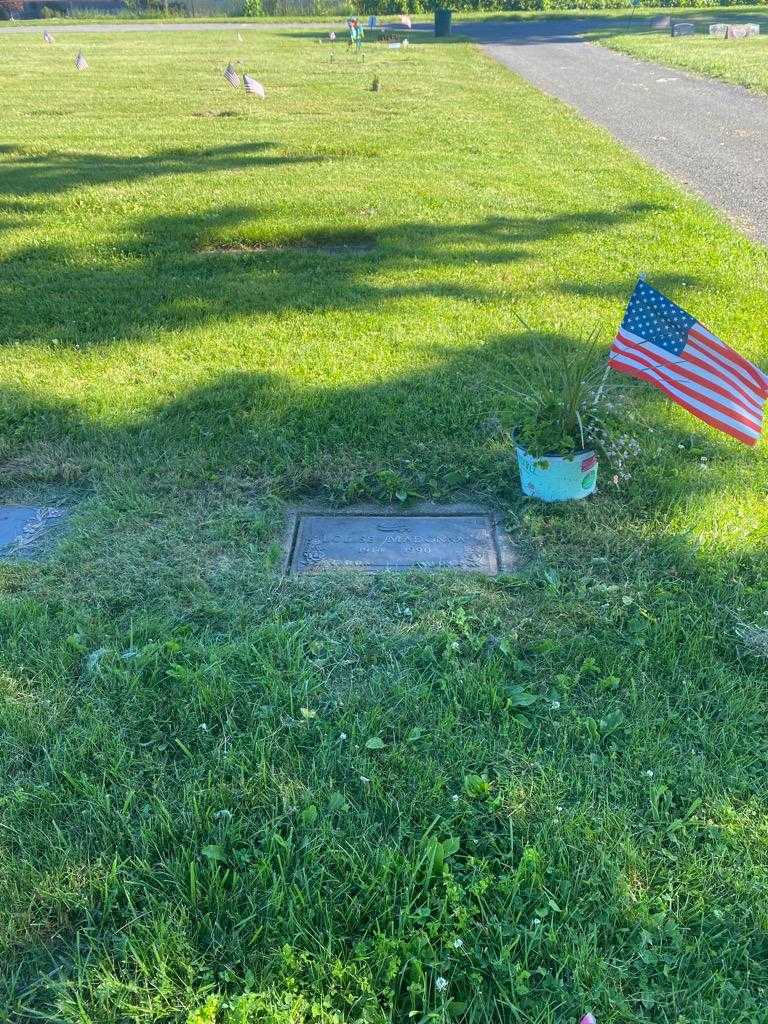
[502,322,636,502]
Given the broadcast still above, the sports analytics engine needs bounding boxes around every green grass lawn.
[2,25,768,1024]
[598,17,768,92]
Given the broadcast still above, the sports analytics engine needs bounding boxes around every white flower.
[453,938,463,948]
[532,918,541,926]
[451,794,459,802]
[339,732,347,741]
[359,775,370,783]
[199,723,208,732]
[556,806,563,812]
[435,976,449,993]
[214,809,232,821]
[645,769,654,778]
[551,700,560,711]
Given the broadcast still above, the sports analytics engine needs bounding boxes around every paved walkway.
[463,18,768,244]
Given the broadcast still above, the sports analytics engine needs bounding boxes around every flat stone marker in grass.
[709,22,760,37]
[0,505,67,556]
[671,22,695,37]
[288,512,515,575]
[728,23,760,38]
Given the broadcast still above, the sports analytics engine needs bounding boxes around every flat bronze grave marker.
[289,513,510,575]
[0,506,67,556]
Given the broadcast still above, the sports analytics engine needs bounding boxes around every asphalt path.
[462,18,768,243]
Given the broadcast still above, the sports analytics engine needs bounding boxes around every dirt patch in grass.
[199,230,377,257]
[0,442,85,485]
[192,110,244,118]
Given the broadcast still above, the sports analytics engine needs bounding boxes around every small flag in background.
[74,51,88,70]
[400,13,412,27]
[224,62,240,88]
[610,278,768,445]
[43,29,54,43]
[329,30,336,40]
[243,74,265,97]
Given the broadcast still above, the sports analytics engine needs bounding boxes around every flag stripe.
[690,325,768,394]
[682,337,765,412]
[609,357,760,445]
[610,350,761,439]
[615,331,764,422]
[243,74,265,96]
[619,326,764,411]
[611,341,764,433]
[610,278,766,445]
[688,330,768,399]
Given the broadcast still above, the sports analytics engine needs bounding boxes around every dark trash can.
[434,8,451,36]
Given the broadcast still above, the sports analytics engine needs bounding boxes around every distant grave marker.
[0,506,67,557]
[727,23,760,38]
[710,21,760,37]
[288,511,516,575]
[671,22,695,36]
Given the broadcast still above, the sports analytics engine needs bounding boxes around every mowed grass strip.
[1,26,768,1024]
[598,18,768,93]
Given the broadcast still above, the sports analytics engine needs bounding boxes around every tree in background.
[0,0,25,18]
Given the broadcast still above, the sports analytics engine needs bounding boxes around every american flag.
[610,279,768,445]
[74,51,88,71]
[43,29,54,43]
[224,63,240,88]
[243,74,265,97]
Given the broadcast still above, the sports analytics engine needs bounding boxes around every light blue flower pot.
[516,446,598,502]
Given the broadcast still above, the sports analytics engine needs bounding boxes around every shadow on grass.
[0,141,322,198]
[0,323,736,515]
[0,201,675,348]
[3,344,765,1021]
[1,329,764,1021]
